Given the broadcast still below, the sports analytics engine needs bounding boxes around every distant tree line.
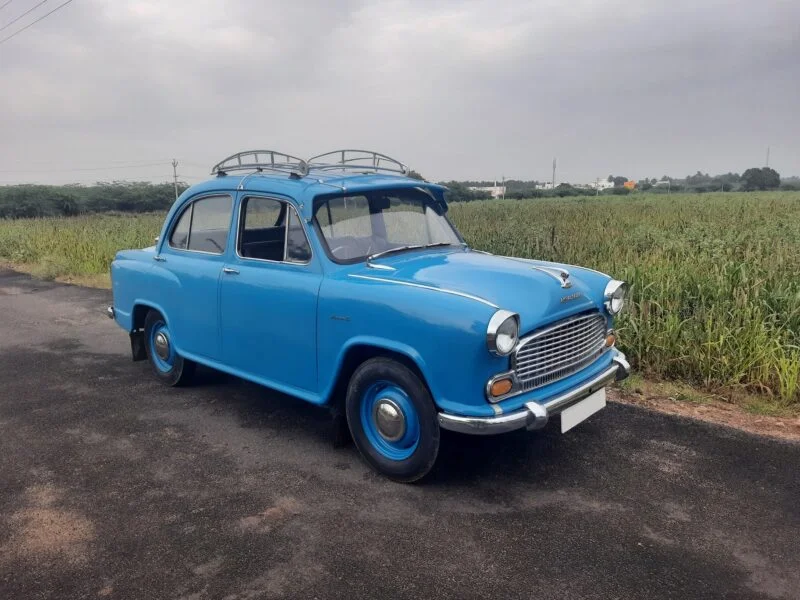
[439,167,795,202]
[0,166,797,219]
[609,167,791,194]
[0,182,188,219]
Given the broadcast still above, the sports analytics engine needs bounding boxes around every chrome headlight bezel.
[487,310,520,356]
[604,280,628,315]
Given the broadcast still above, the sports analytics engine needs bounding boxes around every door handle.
[153,255,166,262]
[223,267,240,275]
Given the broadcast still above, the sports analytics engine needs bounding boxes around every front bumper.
[438,353,630,435]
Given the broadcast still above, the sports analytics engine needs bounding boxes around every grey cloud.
[0,0,798,185]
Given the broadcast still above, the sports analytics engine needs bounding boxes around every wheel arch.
[326,339,435,409]
[131,301,170,332]
[129,301,171,362]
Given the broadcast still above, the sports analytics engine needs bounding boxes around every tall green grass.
[0,192,798,405]
[0,213,163,280]
[450,192,800,405]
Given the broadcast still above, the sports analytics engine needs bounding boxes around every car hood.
[351,249,611,332]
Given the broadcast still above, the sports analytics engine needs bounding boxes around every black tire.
[345,357,440,482]
[143,310,195,387]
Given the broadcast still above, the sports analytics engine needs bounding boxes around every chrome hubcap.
[154,331,170,360]
[373,398,405,442]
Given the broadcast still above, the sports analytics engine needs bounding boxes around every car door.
[219,195,322,394]
[157,193,234,361]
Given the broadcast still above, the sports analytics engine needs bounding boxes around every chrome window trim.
[234,195,313,267]
[166,193,234,256]
[348,274,499,308]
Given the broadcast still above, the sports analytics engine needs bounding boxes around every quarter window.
[169,206,191,250]
[168,195,232,254]
[287,207,312,263]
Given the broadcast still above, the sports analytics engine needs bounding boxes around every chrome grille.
[513,312,607,391]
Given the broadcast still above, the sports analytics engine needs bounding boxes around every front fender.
[317,273,504,417]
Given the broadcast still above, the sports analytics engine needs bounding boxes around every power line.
[0,0,49,33]
[0,0,74,46]
[0,161,172,173]
[0,1,15,11]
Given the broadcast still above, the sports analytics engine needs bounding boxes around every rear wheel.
[346,358,439,482]
[143,310,195,386]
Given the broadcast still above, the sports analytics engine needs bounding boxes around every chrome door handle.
[222,267,239,275]
[153,255,166,262]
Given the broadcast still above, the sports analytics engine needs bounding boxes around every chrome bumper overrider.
[438,353,631,435]
[106,306,115,320]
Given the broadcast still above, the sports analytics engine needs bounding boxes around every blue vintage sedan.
[109,149,630,481]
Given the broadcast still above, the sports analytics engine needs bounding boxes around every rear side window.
[168,195,233,254]
[238,196,311,263]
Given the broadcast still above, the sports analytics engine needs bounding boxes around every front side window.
[168,195,232,254]
[238,197,311,263]
[313,188,461,262]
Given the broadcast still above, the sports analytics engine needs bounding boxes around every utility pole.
[172,159,179,200]
[501,175,506,200]
[552,158,557,190]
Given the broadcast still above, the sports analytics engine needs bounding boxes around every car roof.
[180,171,449,220]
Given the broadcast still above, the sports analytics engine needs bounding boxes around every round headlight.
[487,310,519,356]
[604,280,628,315]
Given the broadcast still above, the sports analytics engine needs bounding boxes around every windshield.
[314,188,462,262]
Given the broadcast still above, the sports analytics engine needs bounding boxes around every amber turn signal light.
[605,331,617,347]
[490,377,513,397]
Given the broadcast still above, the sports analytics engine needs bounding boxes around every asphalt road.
[0,269,798,600]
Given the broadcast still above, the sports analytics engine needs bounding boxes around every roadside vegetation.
[0,191,798,411]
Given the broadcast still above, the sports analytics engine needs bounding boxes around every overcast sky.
[1,0,798,185]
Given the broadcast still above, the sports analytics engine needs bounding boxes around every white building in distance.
[588,178,614,190]
[468,182,506,198]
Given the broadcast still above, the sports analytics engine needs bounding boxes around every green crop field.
[1,191,798,409]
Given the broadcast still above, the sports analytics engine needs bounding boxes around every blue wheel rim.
[149,320,175,373]
[360,380,420,461]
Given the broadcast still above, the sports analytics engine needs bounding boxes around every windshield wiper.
[367,245,424,262]
[422,242,461,250]
[366,242,463,266]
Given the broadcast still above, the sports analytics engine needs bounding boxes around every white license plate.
[560,388,607,433]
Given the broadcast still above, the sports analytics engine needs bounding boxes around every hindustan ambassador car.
[108,149,630,482]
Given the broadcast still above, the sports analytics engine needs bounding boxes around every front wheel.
[143,310,195,386]
[345,358,440,482]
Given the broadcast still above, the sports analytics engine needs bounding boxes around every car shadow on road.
[186,364,586,486]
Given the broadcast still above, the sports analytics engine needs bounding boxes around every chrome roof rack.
[211,150,309,178]
[307,149,409,176]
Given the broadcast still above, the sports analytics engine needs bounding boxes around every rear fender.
[128,300,171,361]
